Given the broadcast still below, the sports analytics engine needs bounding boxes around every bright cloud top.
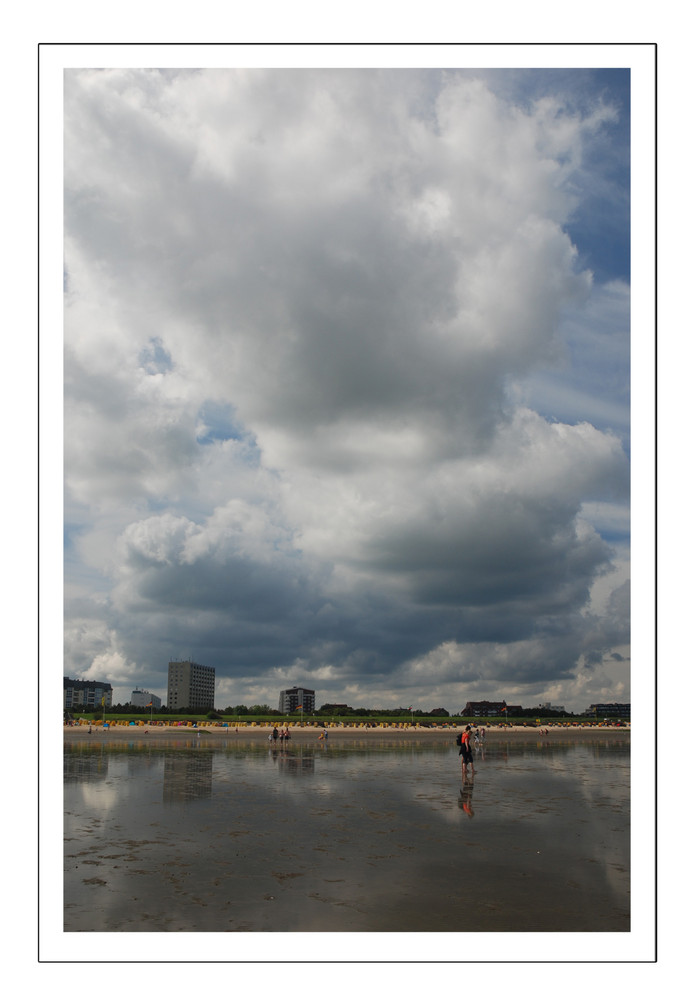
[64,68,630,712]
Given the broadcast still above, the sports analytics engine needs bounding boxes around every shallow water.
[64,737,629,932]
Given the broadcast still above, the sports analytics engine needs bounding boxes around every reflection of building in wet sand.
[163,751,213,802]
[64,746,109,782]
[126,750,158,776]
[275,747,316,776]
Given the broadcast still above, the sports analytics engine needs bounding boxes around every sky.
[63,66,631,714]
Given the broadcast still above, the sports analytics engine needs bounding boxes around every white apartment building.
[130,689,162,709]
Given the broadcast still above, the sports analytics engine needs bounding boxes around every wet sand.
[64,732,630,933]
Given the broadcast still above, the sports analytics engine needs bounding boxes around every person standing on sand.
[459,727,474,774]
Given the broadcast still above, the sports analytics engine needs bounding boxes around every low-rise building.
[64,677,113,711]
[461,700,508,717]
[586,702,631,718]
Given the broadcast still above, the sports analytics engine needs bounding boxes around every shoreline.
[63,722,629,744]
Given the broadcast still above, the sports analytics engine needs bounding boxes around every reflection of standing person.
[458,774,475,818]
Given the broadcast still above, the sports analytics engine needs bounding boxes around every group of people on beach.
[268,724,332,745]
[268,726,291,743]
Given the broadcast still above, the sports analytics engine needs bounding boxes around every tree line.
[76,702,590,719]
[88,704,452,716]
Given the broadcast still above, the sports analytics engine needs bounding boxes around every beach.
[63,722,629,744]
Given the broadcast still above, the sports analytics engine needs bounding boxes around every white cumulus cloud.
[63,67,631,712]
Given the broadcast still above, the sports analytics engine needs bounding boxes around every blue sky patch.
[196,400,248,445]
[139,337,173,375]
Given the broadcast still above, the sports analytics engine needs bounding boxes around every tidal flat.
[64,735,629,933]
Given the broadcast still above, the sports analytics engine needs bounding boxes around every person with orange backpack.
[456,726,474,773]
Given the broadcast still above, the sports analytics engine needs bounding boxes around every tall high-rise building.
[167,661,216,711]
[279,686,315,714]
